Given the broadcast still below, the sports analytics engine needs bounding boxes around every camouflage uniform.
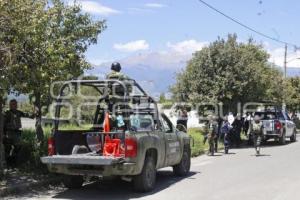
[250,120,263,155]
[106,70,132,112]
[106,70,130,80]
[3,109,34,164]
[204,119,218,156]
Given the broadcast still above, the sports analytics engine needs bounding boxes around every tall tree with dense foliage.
[172,34,284,113]
[0,0,106,141]
[285,77,300,112]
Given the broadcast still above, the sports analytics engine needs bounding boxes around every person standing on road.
[221,116,232,154]
[232,114,243,147]
[176,107,188,132]
[249,115,264,156]
[203,115,219,156]
[3,99,35,166]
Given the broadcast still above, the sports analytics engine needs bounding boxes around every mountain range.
[88,51,300,97]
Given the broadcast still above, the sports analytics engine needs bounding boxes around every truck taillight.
[125,138,137,158]
[48,137,56,156]
[275,120,282,130]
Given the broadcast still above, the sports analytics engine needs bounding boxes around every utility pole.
[284,43,288,78]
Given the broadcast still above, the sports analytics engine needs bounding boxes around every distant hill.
[87,51,191,96]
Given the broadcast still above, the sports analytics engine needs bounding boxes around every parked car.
[248,110,297,145]
[41,79,191,192]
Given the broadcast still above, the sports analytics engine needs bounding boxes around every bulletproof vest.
[252,122,262,134]
[5,110,22,130]
[209,121,218,136]
[107,71,126,80]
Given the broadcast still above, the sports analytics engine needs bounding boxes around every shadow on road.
[231,139,297,150]
[52,170,198,200]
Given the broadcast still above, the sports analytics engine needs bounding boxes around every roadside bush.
[188,128,207,157]
[17,127,52,173]
[188,128,224,157]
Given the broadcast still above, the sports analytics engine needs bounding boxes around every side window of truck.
[130,114,155,132]
[160,116,173,133]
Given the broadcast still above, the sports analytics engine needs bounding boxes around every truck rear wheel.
[133,156,156,192]
[279,131,286,145]
[173,148,191,176]
[62,175,84,189]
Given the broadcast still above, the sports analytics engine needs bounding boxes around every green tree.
[1,0,106,141]
[285,77,300,112]
[172,34,284,114]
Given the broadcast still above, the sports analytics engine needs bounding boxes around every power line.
[197,0,299,48]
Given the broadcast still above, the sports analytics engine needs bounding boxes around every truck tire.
[279,131,286,145]
[62,175,84,189]
[133,156,156,192]
[290,129,297,142]
[173,148,191,176]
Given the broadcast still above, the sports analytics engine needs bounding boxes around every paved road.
[7,138,300,200]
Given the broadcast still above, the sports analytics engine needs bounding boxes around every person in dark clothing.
[232,114,243,147]
[243,113,251,136]
[220,116,232,154]
[3,99,35,167]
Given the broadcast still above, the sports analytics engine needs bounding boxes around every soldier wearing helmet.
[203,114,219,156]
[250,115,264,156]
[106,62,130,80]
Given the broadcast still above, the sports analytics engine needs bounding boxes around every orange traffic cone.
[103,112,110,133]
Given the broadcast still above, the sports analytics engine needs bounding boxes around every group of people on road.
[203,113,264,156]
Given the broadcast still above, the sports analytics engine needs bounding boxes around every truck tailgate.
[262,120,274,132]
[41,155,124,166]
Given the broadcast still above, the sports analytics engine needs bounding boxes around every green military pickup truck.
[41,79,191,192]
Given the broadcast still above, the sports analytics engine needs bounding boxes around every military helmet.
[111,62,121,72]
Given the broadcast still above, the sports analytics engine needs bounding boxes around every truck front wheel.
[133,156,156,192]
[62,175,84,189]
[173,148,191,176]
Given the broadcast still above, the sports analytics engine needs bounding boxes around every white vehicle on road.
[250,110,297,145]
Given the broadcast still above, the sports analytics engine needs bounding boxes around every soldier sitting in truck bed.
[106,62,131,80]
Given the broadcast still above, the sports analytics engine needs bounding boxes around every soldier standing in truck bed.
[3,99,35,166]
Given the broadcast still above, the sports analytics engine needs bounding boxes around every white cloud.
[113,40,149,52]
[68,1,120,16]
[145,3,166,8]
[268,48,300,68]
[167,40,208,54]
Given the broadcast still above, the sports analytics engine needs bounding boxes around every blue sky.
[69,0,300,68]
